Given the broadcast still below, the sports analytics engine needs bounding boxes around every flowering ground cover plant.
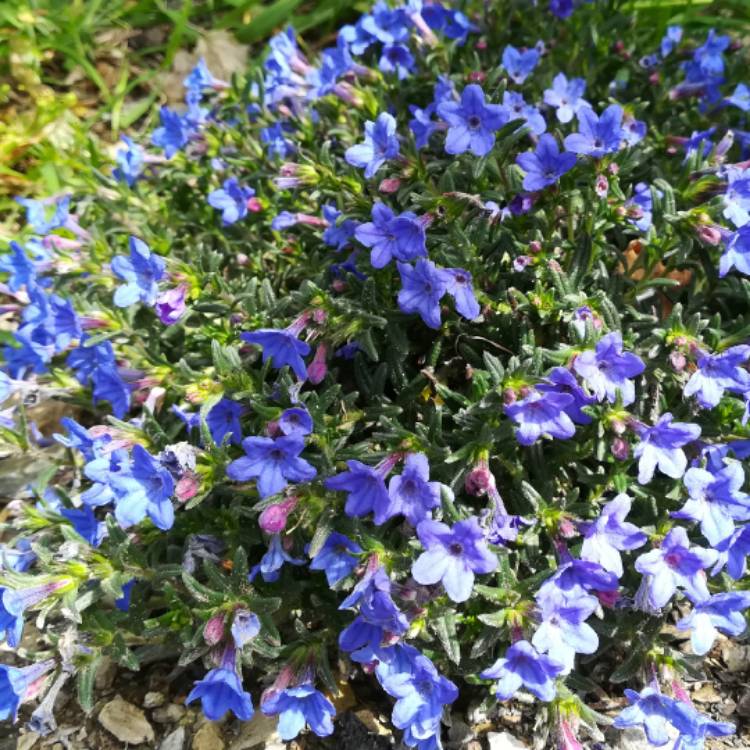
[2,0,750,747]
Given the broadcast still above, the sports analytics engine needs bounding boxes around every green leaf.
[433,611,461,665]
[77,655,102,714]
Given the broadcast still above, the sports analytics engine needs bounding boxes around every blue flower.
[505,389,576,446]
[226,434,316,498]
[183,58,226,103]
[715,525,750,579]
[720,225,750,277]
[379,44,415,79]
[381,653,458,742]
[499,90,546,136]
[692,28,729,78]
[67,338,131,418]
[412,516,497,603]
[322,204,358,251]
[111,236,166,308]
[634,413,701,485]
[669,699,735,749]
[115,579,136,612]
[572,331,645,405]
[481,640,564,702]
[543,73,588,123]
[325,460,392,524]
[563,105,624,157]
[516,134,576,192]
[110,445,175,530]
[354,203,427,269]
[241,328,311,381]
[14,195,70,234]
[309,532,362,586]
[113,136,145,187]
[660,25,683,57]
[2,332,50,378]
[0,242,37,292]
[206,398,244,446]
[684,345,750,408]
[186,647,254,721]
[726,83,750,112]
[278,407,313,436]
[208,178,255,226]
[422,4,478,43]
[260,122,296,158]
[91,368,131,419]
[437,84,506,157]
[262,683,335,741]
[676,591,750,655]
[0,583,64,647]
[443,268,480,321]
[360,1,409,44]
[537,367,595,425]
[251,533,305,583]
[151,106,191,158]
[673,464,750,545]
[0,540,35,573]
[501,45,539,85]
[385,453,441,526]
[613,684,682,745]
[60,507,106,547]
[409,104,438,149]
[397,259,451,329]
[0,659,54,722]
[231,609,261,648]
[580,493,647,576]
[635,527,716,608]
[626,182,656,232]
[345,112,400,179]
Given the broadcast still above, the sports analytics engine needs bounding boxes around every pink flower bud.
[468,71,486,83]
[597,589,620,608]
[696,224,722,246]
[528,240,542,254]
[237,253,249,266]
[379,178,401,193]
[595,174,609,198]
[558,518,576,538]
[649,71,661,86]
[176,472,200,501]
[608,162,620,175]
[203,613,225,645]
[670,350,686,372]
[465,462,496,496]
[307,343,328,385]
[312,309,327,325]
[332,279,347,292]
[611,437,630,460]
[475,39,488,50]
[258,497,298,534]
[246,197,263,213]
[503,388,517,405]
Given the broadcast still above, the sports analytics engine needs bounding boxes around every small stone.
[16,733,39,750]
[487,731,528,750]
[98,695,155,745]
[228,713,280,750]
[692,683,721,704]
[144,691,166,709]
[94,657,118,691]
[152,703,186,724]
[737,690,750,717]
[448,717,474,747]
[611,727,674,750]
[353,709,390,736]
[159,727,186,750]
[721,642,750,673]
[193,721,225,750]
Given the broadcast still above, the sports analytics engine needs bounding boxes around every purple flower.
[111,445,175,530]
[226,434,316,498]
[634,413,701,485]
[206,398,244,446]
[325,459,393,524]
[278,407,313,436]
[386,453,441,525]
[354,203,427,268]
[397,259,451,329]
[543,73,588,123]
[309,532,362,586]
[613,684,681,745]
[186,645,254,721]
[437,84,506,157]
[563,105,624,157]
[719,225,750,277]
[572,331,645,405]
[412,516,497,602]
[480,640,564,702]
[262,683,335,741]
[241,328,311,381]
[580,493,647,576]
[345,112,400,179]
[676,591,750,655]
[208,178,255,226]
[537,367,595,425]
[684,345,750,408]
[443,268,480,320]
[672,464,750,545]
[505,389,576,446]
[501,45,539,85]
[155,284,188,325]
[379,44,415,79]
[516,134,576,192]
[111,237,166,308]
[635,527,716,608]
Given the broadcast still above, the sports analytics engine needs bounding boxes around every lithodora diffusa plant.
[2,0,750,747]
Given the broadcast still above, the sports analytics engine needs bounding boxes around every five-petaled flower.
[345,112,400,178]
[437,84,506,157]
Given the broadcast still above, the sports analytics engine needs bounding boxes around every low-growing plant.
[2,1,750,747]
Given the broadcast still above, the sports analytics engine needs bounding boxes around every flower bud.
[465,462,495,496]
[379,177,401,193]
[258,497,298,534]
[611,437,630,460]
[307,343,328,385]
[528,240,542,254]
[502,388,517,405]
[595,174,609,198]
[246,196,263,213]
[203,612,225,645]
[669,350,686,372]
[695,224,722,246]
[176,472,200,501]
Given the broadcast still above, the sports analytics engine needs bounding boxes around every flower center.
[449,542,464,556]
[467,115,482,129]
